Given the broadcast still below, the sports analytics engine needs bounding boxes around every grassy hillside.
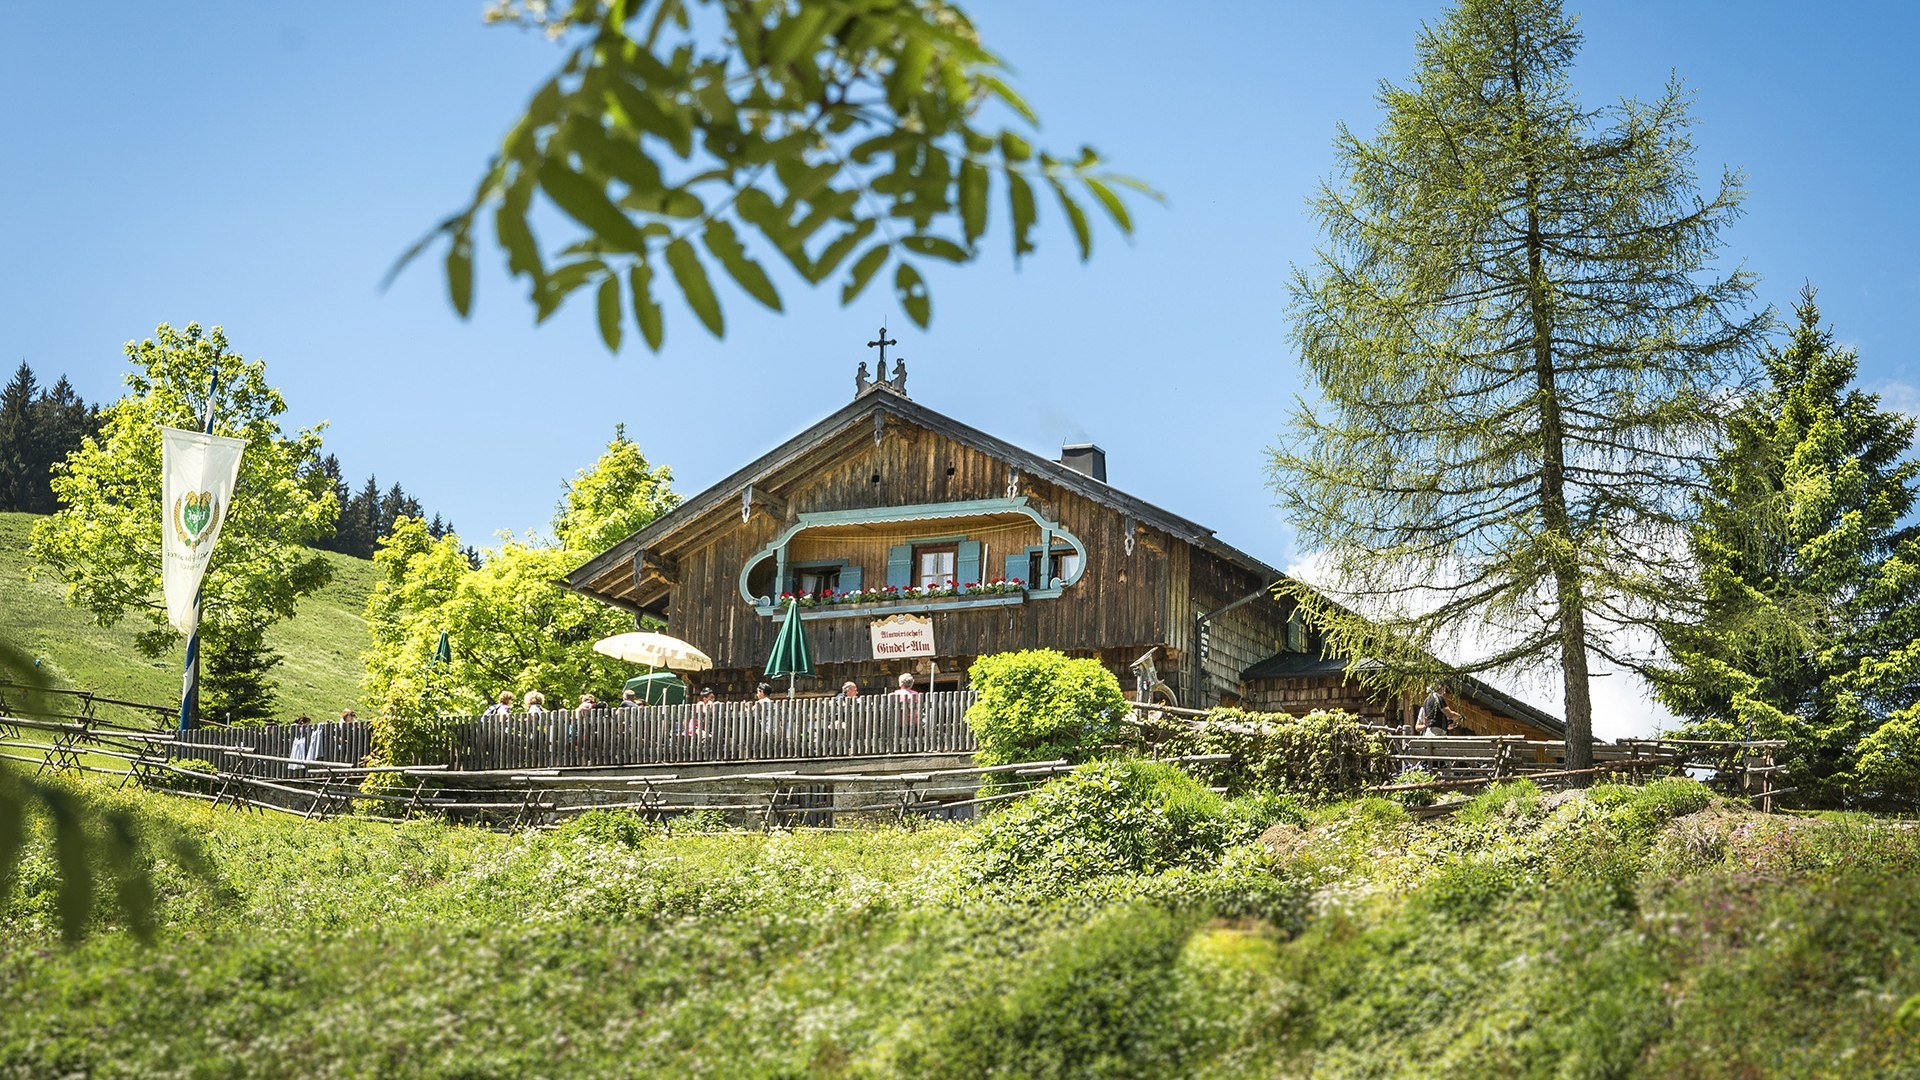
[0,511,372,721]
[5,772,1920,1077]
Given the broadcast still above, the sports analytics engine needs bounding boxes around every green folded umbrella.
[764,599,814,698]
[431,630,452,667]
[622,671,687,705]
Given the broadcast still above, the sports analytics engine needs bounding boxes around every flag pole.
[177,367,223,732]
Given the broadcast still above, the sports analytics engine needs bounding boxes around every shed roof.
[1240,650,1567,738]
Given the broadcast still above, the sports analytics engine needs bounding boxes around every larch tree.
[1651,289,1920,806]
[1271,0,1766,769]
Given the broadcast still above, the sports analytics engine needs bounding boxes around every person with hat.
[686,686,715,737]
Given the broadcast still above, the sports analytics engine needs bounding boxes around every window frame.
[1027,545,1082,588]
[913,542,959,589]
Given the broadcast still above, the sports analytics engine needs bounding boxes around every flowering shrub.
[778,577,1027,608]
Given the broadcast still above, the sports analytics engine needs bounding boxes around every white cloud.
[1873,381,1920,421]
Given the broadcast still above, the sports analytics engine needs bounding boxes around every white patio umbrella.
[591,631,713,672]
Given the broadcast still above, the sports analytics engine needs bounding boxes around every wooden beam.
[742,483,789,523]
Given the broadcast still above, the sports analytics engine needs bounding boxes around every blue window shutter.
[886,544,912,588]
[1003,552,1028,585]
[956,540,982,586]
[841,564,863,592]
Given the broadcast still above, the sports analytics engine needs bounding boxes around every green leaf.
[842,243,890,304]
[536,259,605,323]
[766,3,831,64]
[665,239,724,337]
[596,275,623,351]
[958,160,988,246]
[445,236,474,317]
[895,262,931,327]
[630,260,665,351]
[1084,177,1134,233]
[999,131,1033,163]
[1008,172,1037,259]
[494,203,542,279]
[979,74,1039,126]
[704,220,783,312]
[504,80,563,160]
[809,219,877,283]
[902,235,969,263]
[537,160,653,252]
[888,37,934,111]
[566,116,665,195]
[1045,176,1092,261]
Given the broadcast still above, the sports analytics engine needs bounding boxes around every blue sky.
[5,2,1916,732]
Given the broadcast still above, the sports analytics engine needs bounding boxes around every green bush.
[1388,766,1439,807]
[1156,708,1390,802]
[151,757,216,794]
[902,903,1203,1079]
[965,649,1126,769]
[959,759,1275,894]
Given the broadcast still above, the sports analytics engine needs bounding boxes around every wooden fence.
[171,692,981,779]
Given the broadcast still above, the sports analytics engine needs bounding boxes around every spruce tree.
[26,376,98,513]
[1271,0,1766,769]
[346,476,383,557]
[200,624,283,725]
[1652,289,1920,805]
[0,362,36,511]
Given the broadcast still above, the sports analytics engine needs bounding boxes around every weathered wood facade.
[567,368,1563,739]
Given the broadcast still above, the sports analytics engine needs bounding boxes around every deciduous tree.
[361,429,679,724]
[28,324,337,704]
[1270,0,1766,769]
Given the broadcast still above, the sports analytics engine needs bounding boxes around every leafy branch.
[396,0,1156,351]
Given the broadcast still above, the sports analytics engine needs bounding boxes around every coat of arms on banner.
[172,491,219,548]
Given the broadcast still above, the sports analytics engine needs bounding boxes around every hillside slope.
[0,511,371,720]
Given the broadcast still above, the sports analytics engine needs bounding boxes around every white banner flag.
[161,425,246,635]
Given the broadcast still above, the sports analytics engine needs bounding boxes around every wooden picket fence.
[169,692,981,779]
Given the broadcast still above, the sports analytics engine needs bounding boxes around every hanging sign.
[161,425,246,634]
[870,612,935,659]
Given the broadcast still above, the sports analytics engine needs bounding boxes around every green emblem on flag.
[173,491,219,547]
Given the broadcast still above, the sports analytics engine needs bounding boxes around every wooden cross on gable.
[855,326,909,397]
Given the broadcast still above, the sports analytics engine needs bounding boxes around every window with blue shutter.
[1004,552,1028,585]
[886,544,912,588]
[955,540,982,587]
[840,564,863,593]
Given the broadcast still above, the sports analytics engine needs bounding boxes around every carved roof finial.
[858,326,910,398]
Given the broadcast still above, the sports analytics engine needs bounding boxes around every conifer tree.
[0,361,36,510]
[1271,0,1766,768]
[1652,289,1920,805]
[26,377,98,514]
[200,624,283,725]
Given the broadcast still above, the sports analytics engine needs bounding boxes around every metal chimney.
[1058,443,1107,482]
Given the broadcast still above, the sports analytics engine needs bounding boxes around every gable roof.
[565,387,1287,595]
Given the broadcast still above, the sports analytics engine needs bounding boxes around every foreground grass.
[0,511,372,720]
[5,777,1920,1077]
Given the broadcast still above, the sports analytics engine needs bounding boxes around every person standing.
[289,715,314,774]
[484,691,513,718]
[1417,684,1459,736]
